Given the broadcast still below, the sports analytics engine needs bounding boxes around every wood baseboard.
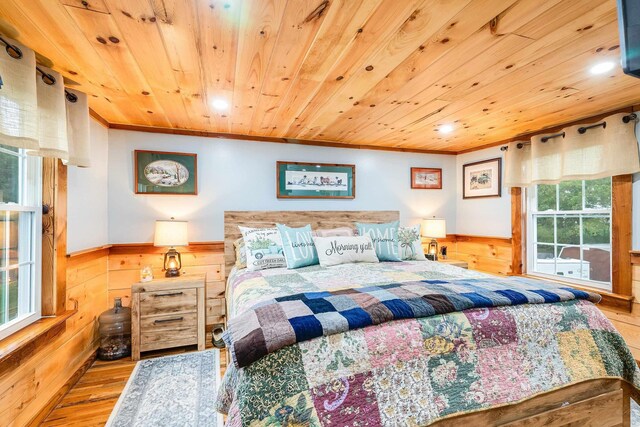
[27,351,98,427]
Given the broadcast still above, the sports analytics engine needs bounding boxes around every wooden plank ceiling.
[0,0,638,153]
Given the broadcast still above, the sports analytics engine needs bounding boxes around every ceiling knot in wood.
[304,1,329,24]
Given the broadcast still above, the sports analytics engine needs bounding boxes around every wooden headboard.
[224,210,399,277]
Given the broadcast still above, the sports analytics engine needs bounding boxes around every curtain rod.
[500,113,638,151]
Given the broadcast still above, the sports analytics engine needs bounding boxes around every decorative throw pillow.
[313,235,379,267]
[356,221,402,261]
[239,226,287,271]
[276,224,319,269]
[398,225,426,261]
[233,237,247,269]
[313,227,355,237]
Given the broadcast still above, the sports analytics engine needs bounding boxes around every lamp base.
[426,254,438,261]
[165,268,181,278]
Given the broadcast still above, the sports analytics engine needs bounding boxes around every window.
[0,144,41,340]
[527,178,612,291]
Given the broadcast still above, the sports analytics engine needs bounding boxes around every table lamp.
[422,217,446,261]
[154,218,188,277]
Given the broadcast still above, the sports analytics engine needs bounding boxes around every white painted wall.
[456,146,512,238]
[107,129,458,243]
[67,119,109,253]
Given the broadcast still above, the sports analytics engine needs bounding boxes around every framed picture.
[276,161,355,199]
[462,157,502,199]
[411,167,442,189]
[134,150,198,195]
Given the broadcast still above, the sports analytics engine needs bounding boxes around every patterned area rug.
[107,350,221,427]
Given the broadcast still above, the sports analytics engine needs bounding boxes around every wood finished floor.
[41,307,640,427]
[41,343,226,427]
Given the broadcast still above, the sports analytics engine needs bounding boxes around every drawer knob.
[153,317,184,324]
[153,291,184,297]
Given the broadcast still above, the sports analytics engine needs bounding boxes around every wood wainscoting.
[107,243,226,328]
[427,234,514,276]
[0,248,108,426]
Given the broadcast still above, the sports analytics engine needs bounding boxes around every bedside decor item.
[462,157,502,199]
[422,217,446,261]
[140,265,153,282]
[154,218,188,277]
[440,245,448,259]
[276,161,355,199]
[97,297,132,361]
[131,274,206,360]
[411,167,442,189]
[135,150,197,195]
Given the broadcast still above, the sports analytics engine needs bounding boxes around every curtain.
[30,66,68,159]
[504,113,640,187]
[64,88,91,167]
[0,38,38,150]
[0,37,91,166]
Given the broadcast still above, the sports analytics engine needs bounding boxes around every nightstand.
[131,274,206,361]
[437,259,468,269]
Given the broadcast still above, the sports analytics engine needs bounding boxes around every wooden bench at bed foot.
[431,379,637,427]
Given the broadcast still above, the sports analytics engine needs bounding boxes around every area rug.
[106,350,221,427]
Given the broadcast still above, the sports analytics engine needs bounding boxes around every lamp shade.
[421,218,446,238]
[154,220,188,247]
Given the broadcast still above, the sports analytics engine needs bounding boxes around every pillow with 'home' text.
[313,235,379,267]
[356,221,402,261]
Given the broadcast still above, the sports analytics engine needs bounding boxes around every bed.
[217,211,640,427]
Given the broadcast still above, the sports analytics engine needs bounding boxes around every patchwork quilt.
[217,261,640,426]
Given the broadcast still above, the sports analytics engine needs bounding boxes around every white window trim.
[0,149,42,340]
[525,180,612,292]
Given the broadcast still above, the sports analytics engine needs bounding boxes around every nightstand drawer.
[139,288,197,316]
[140,312,198,333]
[140,313,198,352]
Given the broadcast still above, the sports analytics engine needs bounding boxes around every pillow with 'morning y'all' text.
[313,235,379,267]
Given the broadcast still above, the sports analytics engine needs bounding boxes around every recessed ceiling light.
[589,61,615,75]
[211,98,229,110]
[439,124,454,134]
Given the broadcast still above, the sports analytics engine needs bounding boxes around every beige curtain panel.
[30,66,68,159]
[0,37,91,166]
[505,113,640,187]
[64,88,91,167]
[0,38,38,150]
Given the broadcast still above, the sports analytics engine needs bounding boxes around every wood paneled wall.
[107,244,226,327]
[428,235,514,276]
[0,250,108,426]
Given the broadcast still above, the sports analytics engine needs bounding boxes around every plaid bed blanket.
[225,276,600,368]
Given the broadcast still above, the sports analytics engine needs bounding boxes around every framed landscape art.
[462,157,502,199]
[134,150,198,195]
[276,161,355,199]
[411,167,442,189]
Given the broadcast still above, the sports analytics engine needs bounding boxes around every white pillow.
[239,226,287,271]
[398,225,426,260]
[313,235,379,267]
[312,227,355,237]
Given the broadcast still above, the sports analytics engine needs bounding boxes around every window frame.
[525,179,613,291]
[0,145,42,340]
